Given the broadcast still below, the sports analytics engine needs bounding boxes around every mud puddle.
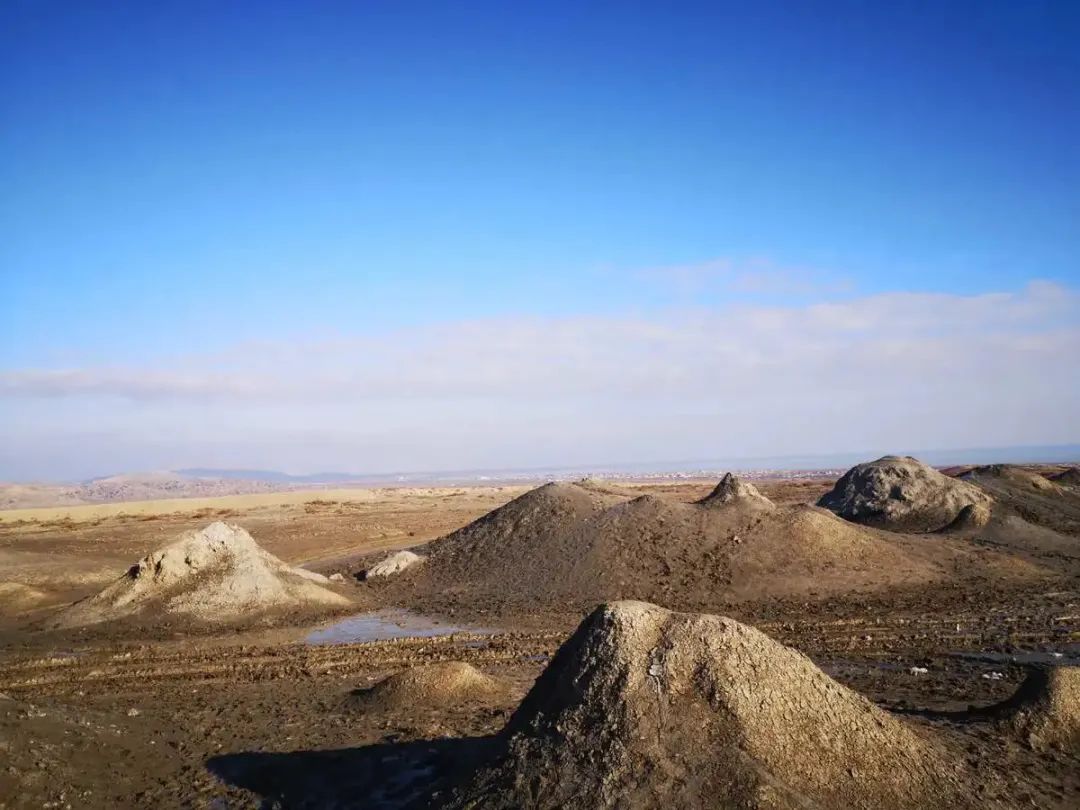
[304,608,495,645]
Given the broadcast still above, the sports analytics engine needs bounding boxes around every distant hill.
[175,468,363,484]
[0,472,284,510]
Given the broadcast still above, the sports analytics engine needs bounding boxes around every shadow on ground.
[207,736,492,809]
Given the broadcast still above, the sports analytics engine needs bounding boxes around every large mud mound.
[449,601,981,809]
[818,455,992,532]
[401,478,942,611]
[55,522,350,628]
[355,662,504,710]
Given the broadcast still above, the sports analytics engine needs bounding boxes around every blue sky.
[1,1,1078,479]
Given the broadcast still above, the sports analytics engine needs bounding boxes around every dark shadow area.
[207,735,495,809]
[890,665,1049,722]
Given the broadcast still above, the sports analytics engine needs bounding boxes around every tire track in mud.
[0,632,564,695]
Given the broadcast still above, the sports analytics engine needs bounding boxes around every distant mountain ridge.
[2,443,1077,511]
[175,468,363,484]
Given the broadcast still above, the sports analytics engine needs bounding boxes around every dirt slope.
[1051,467,1080,488]
[961,464,1080,538]
[818,456,992,532]
[54,522,351,628]
[448,601,997,809]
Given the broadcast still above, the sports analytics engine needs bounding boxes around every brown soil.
[0,474,1077,808]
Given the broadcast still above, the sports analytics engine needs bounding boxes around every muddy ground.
[1,478,1078,808]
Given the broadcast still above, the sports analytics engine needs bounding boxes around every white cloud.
[1,281,1078,478]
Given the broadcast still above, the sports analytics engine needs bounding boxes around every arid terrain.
[1,464,1078,808]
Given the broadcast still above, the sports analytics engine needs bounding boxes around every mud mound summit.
[818,455,992,532]
[395,476,944,612]
[449,601,992,809]
[55,522,350,628]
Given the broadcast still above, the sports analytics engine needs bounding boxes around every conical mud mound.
[55,522,350,628]
[449,601,983,809]
[818,455,992,532]
[697,473,774,509]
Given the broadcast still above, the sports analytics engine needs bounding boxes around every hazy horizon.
[3,3,1078,480]
[10,441,1078,486]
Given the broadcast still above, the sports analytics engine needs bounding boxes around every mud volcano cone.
[450,601,980,809]
[55,521,350,628]
[818,455,992,532]
[697,473,774,509]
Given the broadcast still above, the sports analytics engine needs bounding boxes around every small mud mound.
[399,480,948,612]
[818,455,992,532]
[55,522,351,628]
[354,662,504,710]
[939,502,992,533]
[697,473,774,509]
[1001,667,1080,751]
[365,550,425,579]
[449,601,982,809]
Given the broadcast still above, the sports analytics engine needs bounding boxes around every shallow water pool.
[303,608,494,645]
